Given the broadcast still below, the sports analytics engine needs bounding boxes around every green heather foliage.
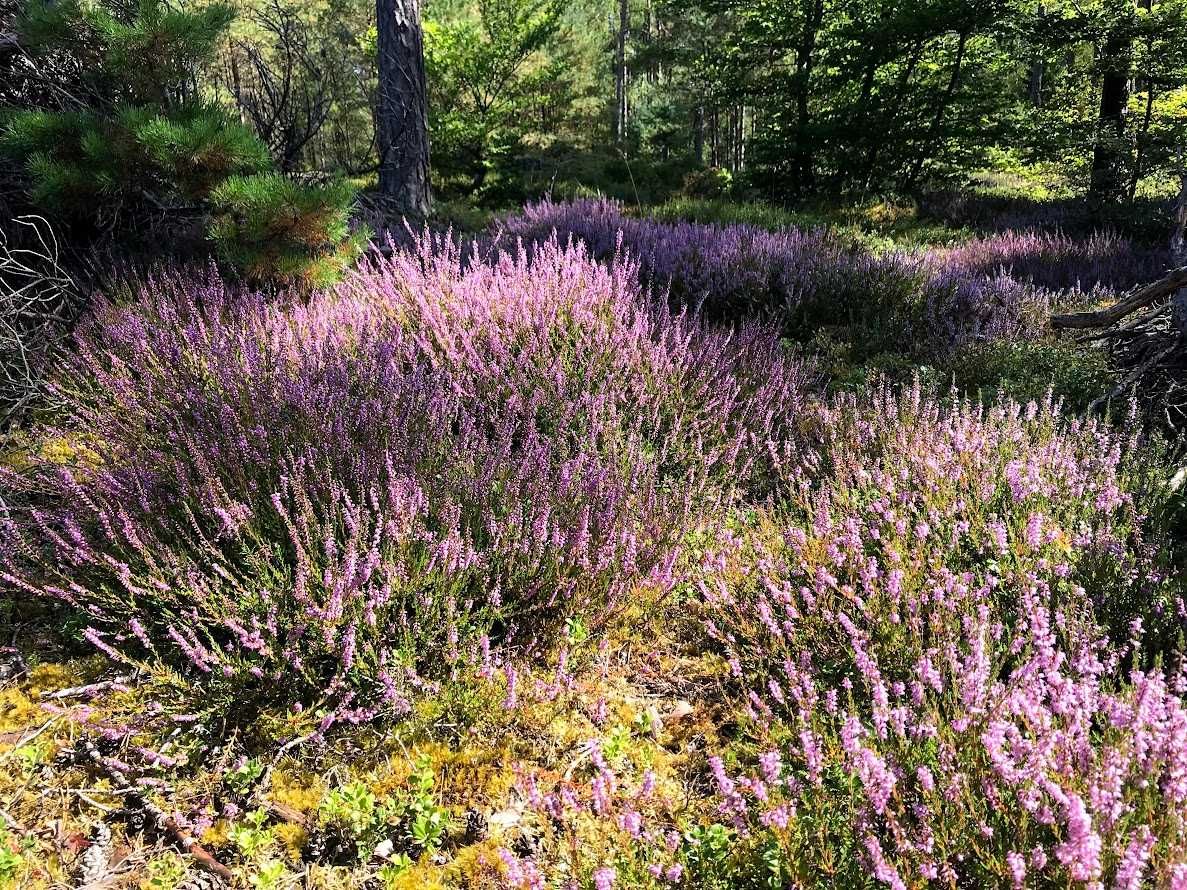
[945,338,1116,410]
[209,174,369,287]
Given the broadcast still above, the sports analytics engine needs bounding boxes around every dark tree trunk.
[614,0,629,146]
[790,0,825,196]
[693,106,704,165]
[1089,25,1131,209]
[1129,86,1156,201]
[710,107,719,166]
[1027,5,1046,107]
[1172,162,1187,337]
[864,38,923,191]
[375,0,431,219]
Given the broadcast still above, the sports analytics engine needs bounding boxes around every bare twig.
[0,215,80,428]
[1089,340,1181,413]
[40,675,137,701]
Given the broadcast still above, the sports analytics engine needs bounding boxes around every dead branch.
[76,737,234,882]
[0,215,81,428]
[1088,339,1181,413]
[1050,266,1187,330]
[40,675,137,700]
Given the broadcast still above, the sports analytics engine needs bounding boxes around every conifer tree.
[0,0,364,285]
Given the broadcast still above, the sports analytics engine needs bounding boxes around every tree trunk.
[710,108,719,167]
[375,0,431,219]
[614,0,629,146]
[864,39,923,191]
[791,0,825,196]
[1172,159,1187,337]
[1089,24,1132,209]
[693,106,704,165]
[1129,85,1156,201]
[1027,4,1046,107]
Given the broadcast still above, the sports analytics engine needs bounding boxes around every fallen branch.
[76,738,233,882]
[41,675,137,700]
[1051,267,1187,330]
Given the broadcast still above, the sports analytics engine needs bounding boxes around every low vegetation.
[2,0,1187,887]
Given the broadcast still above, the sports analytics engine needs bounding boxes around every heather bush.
[498,198,928,350]
[937,229,1171,294]
[497,199,1162,363]
[694,383,1187,887]
[918,270,1054,354]
[0,237,812,717]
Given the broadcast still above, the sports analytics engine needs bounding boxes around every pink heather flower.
[499,848,524,884]
[708,756,735,796]
[1006,851,1025,889]
[760,804,792,829]
[758,749,782,785]
[591,773,612,815]
[665,864,683,883]
[1030,846,1047,871]
[988,519,1009,552]
[619,809,642,837]
[503,663,518,710]
[1024,511,1044,550]
[1170,864,1187,890]
[83,627,125,663]
[593,866,616,890]
[1113,825,1154,890]
[800,729,824,784]
[864,835,907,890]
[637,769,656,798]
[1054,793,1102,882]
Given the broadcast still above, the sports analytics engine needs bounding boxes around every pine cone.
[175,870,229,890]
[77,822,112,886]
[302,825,357,865]
[0,649,26,684]
[460,809,488,844]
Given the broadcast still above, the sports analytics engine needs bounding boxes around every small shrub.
[209,173,369,287]
[946,338,1114,409]
[680,167,734,200]
[649,198,808,232]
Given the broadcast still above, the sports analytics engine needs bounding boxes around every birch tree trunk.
[375,0,430,219]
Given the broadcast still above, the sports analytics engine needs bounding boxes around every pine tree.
[0,0,365,285]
